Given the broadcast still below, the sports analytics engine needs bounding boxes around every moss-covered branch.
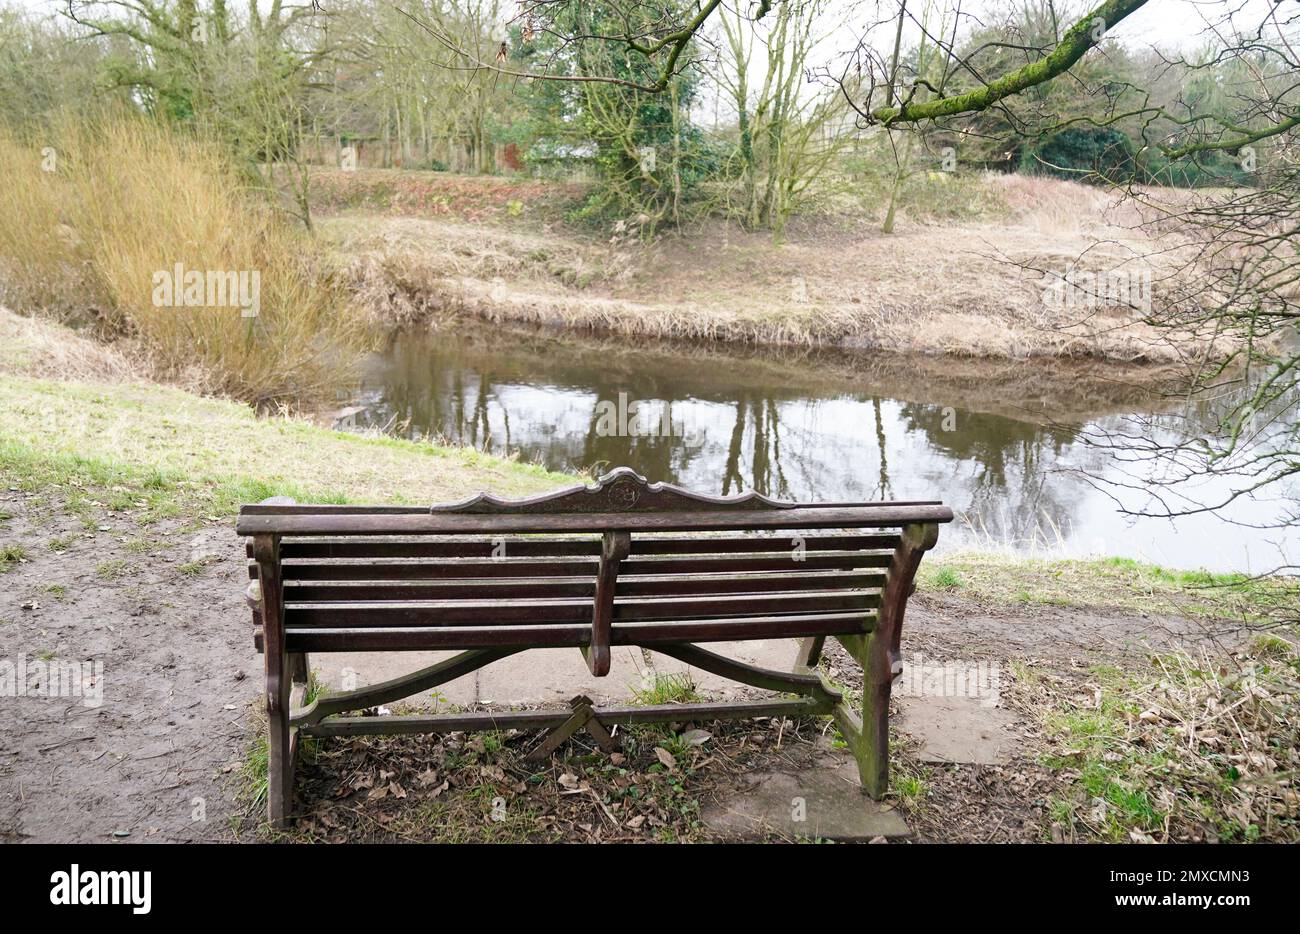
[869,0,1150,124]
[1160,112,1300,158]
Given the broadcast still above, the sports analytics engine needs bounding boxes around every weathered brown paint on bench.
[237,468,950,827]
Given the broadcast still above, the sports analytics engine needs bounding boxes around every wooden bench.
[237,467,952,826]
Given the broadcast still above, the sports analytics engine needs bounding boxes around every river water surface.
[336,324,1298,574]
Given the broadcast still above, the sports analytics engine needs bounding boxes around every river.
[333,323,1298,574]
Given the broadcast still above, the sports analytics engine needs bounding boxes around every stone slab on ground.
[703,758,911,841]
[896,695,1019,765]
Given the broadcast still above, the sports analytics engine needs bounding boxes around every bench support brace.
[303,695,837,737]
[585,531,630,676]
[291,648,520,729]
[526,695,618,761]
[296,644,843,745]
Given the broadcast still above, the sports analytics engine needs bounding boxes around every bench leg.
[829,632,894,800]
[799,632,889,793]
[858,631,893,799]
[265,644,295,828]
[267,719,294,827]
[252,531,295,829]
[838,522,939,801]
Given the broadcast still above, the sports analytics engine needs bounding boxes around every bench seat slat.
[253,533,900,560]
[286,579,598,602]
[622,554,892,574]
[269,538,601,559]
[282,570,887,602]
[260,559,600,581]
[280,611,873,652]
[236,504,954,536]
[619,571,886,595]
[252,552,892,581]
[630,534,900,555]
[282,591,880,627]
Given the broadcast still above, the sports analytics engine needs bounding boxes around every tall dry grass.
[0,305,148,383]
[0,117,372,403]
[0,130,103,319]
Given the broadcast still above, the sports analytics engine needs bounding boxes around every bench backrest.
[238,468,953,674]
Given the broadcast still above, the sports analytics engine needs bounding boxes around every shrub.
[1136,147,1254,187]
[1015,126,1255,188]
[0,116,373,403]
[1018,127,1137,185]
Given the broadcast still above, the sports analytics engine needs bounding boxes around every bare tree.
[452,0,1297,542]
[711,0,853,236]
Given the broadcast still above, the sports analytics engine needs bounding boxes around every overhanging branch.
[868,0,1151,124]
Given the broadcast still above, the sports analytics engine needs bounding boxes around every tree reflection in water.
[342,325,1295,572]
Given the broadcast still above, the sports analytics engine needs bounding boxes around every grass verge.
[1030,635,1300,842]
[318,168,1225,364]
[920,552,1296,623]
[0,372,568,520]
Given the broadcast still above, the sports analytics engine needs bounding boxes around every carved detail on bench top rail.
[431,466,795,515]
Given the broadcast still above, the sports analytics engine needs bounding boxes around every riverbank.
[0,316,1293,843]
[0,311,569,841]
[0,312,567,515]
[318,168,1222,366]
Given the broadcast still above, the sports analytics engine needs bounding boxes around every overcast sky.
[5,0,1288,51]
[1062,0,1283,50]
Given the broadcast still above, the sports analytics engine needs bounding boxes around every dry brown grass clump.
[0,305,148,383]
[328,215,609,328]
[0,118,373,403]
[326,171,1228,363]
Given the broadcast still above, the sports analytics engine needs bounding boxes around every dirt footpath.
[0,487,1240,843]
[0,492,256,842]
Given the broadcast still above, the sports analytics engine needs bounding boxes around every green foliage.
[0,542,27,568]
[630,672,700,706]
[1040,644,1300,842]
[1136,147,1254,188]
[1019,125,1255,188]
[511,2,711,228]
[1018,126,1137,184]
[928,552,1295,623]
[931,566,963,589]
[95,559,127,580]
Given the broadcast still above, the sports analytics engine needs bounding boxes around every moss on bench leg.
[835,522,939,800]
[830,634,891,799]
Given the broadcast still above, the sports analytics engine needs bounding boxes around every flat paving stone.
[311,639,805,708]
[896,695,1019,765]
[702,758,911,841]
